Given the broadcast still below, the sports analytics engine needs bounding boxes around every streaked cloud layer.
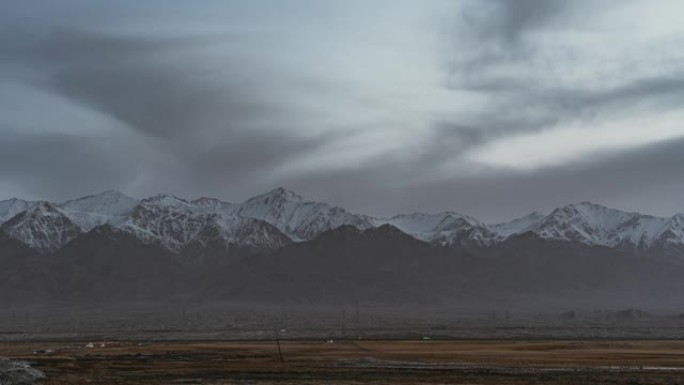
[1,0,684,221]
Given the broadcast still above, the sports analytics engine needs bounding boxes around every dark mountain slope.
[466,232,684,306]
[208,224,470,304]
[52,225,190,303]
[0,232,57,304]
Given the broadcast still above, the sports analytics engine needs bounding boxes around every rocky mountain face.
[0,188,375,254]
[234,187,376,240]
[375,212,498,248]
[1,188,683,259]
[521,203,684,259]
[215,224,465,304]
[51,225,186,303]
[375,202,684,259]
[0,202,85,252]
[1,188,684,308]
[0,198,36,222]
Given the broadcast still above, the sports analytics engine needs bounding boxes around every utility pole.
[275,329,285,366]
[341,309,346,338]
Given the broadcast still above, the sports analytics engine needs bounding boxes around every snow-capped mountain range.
[1,188,683,259]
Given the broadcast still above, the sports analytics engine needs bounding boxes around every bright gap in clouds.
[466,109,684,170]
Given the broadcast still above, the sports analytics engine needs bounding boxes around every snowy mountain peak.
[3,189,684,260]
[526,202,672,250]
[237,188,373,240]
[93,189,126,198]
[549,202,656,223]
[0,201,84,251]
[0,198,36,223]
[245,187,304,204]
[23,201,57,215]
[141,193,192,208]
[119,198,208,251]
[184,214,292,255]
[669,213,684,225]
[61,190,138,216]
[58,190,139,231]
[513,211,546,223]
[553,201,608,215]
[377,211,494,247]
[490,211,546,237]
[191,197,236,212]
[574,201,606,208]
[192,197,223,206]
[379,211,482,234]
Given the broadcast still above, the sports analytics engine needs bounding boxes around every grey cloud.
[0,131,144,200]
[441,75,684,148]
[434,0,684,163]
[1,28,164,67]
[1,1,684,222]
[289,136,684,222]
[451,0,570,83]
[439,136,684,221]
[0,26,334,200]
[4,28,277,139]
[151,130,332,199]
[459,0,565,46]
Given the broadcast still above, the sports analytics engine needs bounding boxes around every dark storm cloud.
[0,131,141,198]
[0,26,334,200]
[1,28,167,68]
[1,0,684,220]
[2,28,283,139]
[437,0,577,147]
[428,136,684,222]
[290,136,684,222]
[287,0,684,220]
[449,0,570,83]
[459,0,565,46]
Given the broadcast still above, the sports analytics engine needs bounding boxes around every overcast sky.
[1,0,684,222]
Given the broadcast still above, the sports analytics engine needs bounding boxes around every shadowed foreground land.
[3,340,684,384]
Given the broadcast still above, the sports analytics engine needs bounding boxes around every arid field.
[3,339,684,384]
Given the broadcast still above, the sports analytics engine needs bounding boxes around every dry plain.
[3,339,684,384]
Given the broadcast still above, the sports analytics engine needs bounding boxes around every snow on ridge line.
[0,201,87,251]
[60,190,139,217]
[2,189,684,255]
[0,198,38,223]
[365,201,684,251]
[525,202,680,249]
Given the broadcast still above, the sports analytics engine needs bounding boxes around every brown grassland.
[3,340,684,384]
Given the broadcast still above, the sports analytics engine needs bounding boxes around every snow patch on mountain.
[235,187,375,240]
[185,214,291,253]
[375,212,496,246]
[113,194,290,252]
[61,190,138,216]
[528,202,670,249]
[490,212,546,237]
[191,197,237,213]
[0,202,85,251]
[115,194,211,250]
[374,203,684,257]
[59,190,139,230]
[0,198,36,223]
[648,214,684,257]
[2,188,684,259]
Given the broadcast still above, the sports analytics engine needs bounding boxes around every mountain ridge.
[2,191,684,308]
[0,188,683,260]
